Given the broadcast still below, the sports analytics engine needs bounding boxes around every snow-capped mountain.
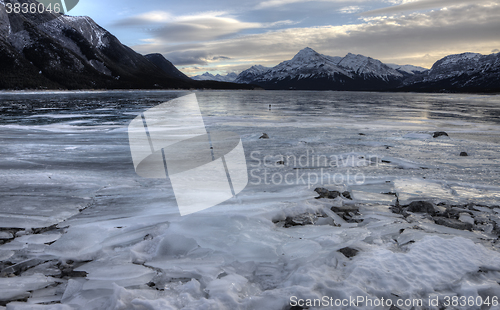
[337,53,403,80]
[401,52,500,92]
[0,0,195,89]
[235,48,499,92]
[191,72,238,82]
[428,52,488,80]
[234,65,269,84]
[237,47,405,90]
[0,0,253,90]
[252,47,352,82]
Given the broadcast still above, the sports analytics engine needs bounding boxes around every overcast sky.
[69,0,500,76]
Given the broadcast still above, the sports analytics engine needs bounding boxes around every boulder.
[342,191,352,200]
[314,188,341,199]
[338,247,359,258]
[433,131,449,138]
[435,218,473,231]
[406,201,437,215]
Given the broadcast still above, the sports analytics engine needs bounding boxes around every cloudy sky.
[70,0,500,76]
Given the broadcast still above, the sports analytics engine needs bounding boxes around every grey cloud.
[189,3,500,68]
[151,18,261,42]
[361,0,492,16]
[492,49,500,53]
[130,2,499,69]
[165,50,210,65]
[162,43,206,53]
[212,56,231,60]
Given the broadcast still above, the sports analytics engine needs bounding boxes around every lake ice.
[0,90,499,309]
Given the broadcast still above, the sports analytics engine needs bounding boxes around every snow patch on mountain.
[435,52,483,67]
[60,16,108,49]
[425,52,495,81]
[386,63,428,75]
[337,53,403,80]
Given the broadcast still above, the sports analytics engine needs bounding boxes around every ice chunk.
[0,232,13,239]
[459,213,475,225]
[155,235,199,258]
[6,304,72,310]
[147,256,225,282]
[0,275,56,302]
[281,240,322,260]
[205,274,259,308]
[0,250,15,261]
[395,179,455,203]
[351,190,396,203]
[45,225,108,260]
[0,195,89,229]
[74,261,156,290]
[15,234,61,245]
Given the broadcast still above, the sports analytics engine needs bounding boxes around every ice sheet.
[0,91,499,309]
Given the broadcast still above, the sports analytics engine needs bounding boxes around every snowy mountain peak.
[235,65,270,83]
[290,47,330,64]
[248,65,269,72]
[432,52,483,69]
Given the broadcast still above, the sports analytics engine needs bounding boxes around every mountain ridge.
[0,0,254,90]
[232,48,500,92]
[0,0,497,93]
[191,72,238,83]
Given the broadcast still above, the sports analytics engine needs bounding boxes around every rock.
[338,247,359,258]
[284,214,317,228]
[341,191,352,200]
[358,133,365,136]
[259,133,269,139]
[284,217,302,228]
[460,152,468,156]
[405,201,437,215]
[314,188,341,199]
[433,131,449,138]
[277,160,285,165]
[434,218,473,231]
[331,205,359,213]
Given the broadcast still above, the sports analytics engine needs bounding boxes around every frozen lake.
[0,90,500,309]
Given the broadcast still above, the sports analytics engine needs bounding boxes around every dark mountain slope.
[0,0,253,90]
